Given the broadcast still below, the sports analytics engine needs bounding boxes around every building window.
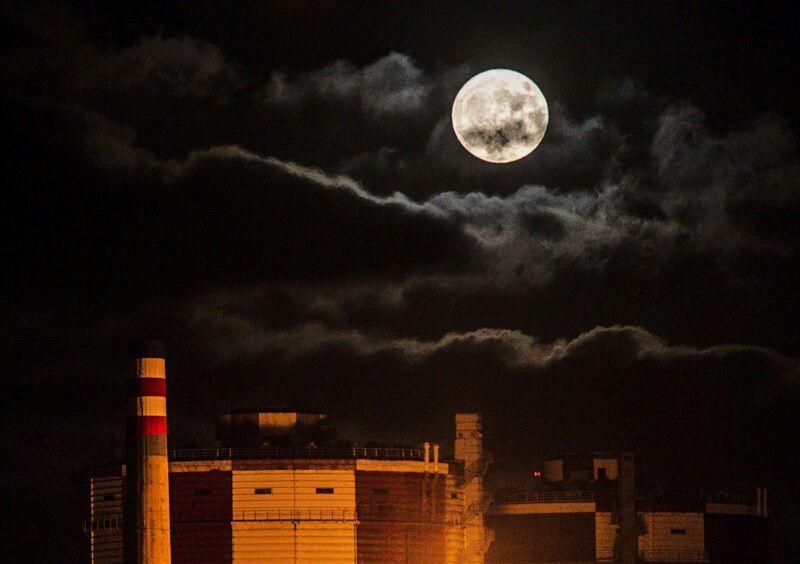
[450,492,459,499]
[671,529,687,535]
[103,494,115,501]
[316,487,334,494]
[597,468,607,480]
[195,488,212,496]
[254,488,272,495]
[373,488,389,495]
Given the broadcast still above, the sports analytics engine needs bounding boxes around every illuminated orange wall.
[86,458,463,563]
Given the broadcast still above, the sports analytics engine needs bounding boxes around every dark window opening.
[373,488,389,495]
[316,487,334,494]
[597,468,607,480]
[671,528,687,535]
[255,488,272,494]
[195,488,212,496]
[450,492,459,499]
[103,494,115,501]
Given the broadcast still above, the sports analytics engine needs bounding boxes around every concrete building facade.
[85,409,479,563]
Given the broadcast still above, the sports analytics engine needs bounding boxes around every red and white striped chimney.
[124,340,171,563]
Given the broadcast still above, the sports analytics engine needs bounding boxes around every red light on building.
[534,471,541,477]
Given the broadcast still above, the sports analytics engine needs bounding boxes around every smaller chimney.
[433,443,440,472]
[424,442,431,471]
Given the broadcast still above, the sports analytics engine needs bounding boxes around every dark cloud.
[107,36,240,103]
[183,310,800,487]
[265,52,431,117]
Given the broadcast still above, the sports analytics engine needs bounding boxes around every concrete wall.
[593,458,618,480]
[230,468,356,562]
[354,469,452,562]
[170,470,232,562]
[705,513,767,562]
[486,513,596,562]
[594,511,615,561]
[638,511,704,561]
[89,475,124,564]
[88,458,461,563]
[232,521,356,563]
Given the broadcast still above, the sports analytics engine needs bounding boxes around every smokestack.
[124,340,171,563]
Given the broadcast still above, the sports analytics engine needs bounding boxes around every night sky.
[3,2,800,560]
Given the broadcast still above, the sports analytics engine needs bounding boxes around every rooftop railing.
[494,490,596,504]
[639,549,708,561]
[170,446,424,462]
[597,549,708,561]
[691,489,754,505]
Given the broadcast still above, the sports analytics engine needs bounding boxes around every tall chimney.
[124,340,171,563]
[456,413,488,563]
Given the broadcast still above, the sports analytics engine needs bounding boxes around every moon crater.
[452,69,548,163]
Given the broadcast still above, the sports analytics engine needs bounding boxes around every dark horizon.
[3,1,800,561]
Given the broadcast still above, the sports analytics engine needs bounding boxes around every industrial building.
[487,453,770,563]
[82,343,771,563]
[86,408,487,563]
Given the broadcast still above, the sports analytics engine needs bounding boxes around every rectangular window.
[670,528,687,535]
[316,487,334,494]
[195,488,212,496]
[254,488,272,495]
[103,494,115,501]
[373,488,389,495]
[450,492,459,499]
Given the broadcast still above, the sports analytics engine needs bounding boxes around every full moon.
[452,69,548,163]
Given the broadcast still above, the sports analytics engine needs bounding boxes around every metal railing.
[170,446,423,461]
[230,506,460,525]
[234,508,357,522]
[640,549,708,561]
[596,549,708,561]
[494,490,596,504]
[83,514,123,534]
[691,489,754,505]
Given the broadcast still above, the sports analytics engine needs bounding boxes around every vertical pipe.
[124,340,171,563]
[762,488,768,518]
[424,442,431,472]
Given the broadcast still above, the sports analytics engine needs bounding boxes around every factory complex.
[83,342,771,563]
